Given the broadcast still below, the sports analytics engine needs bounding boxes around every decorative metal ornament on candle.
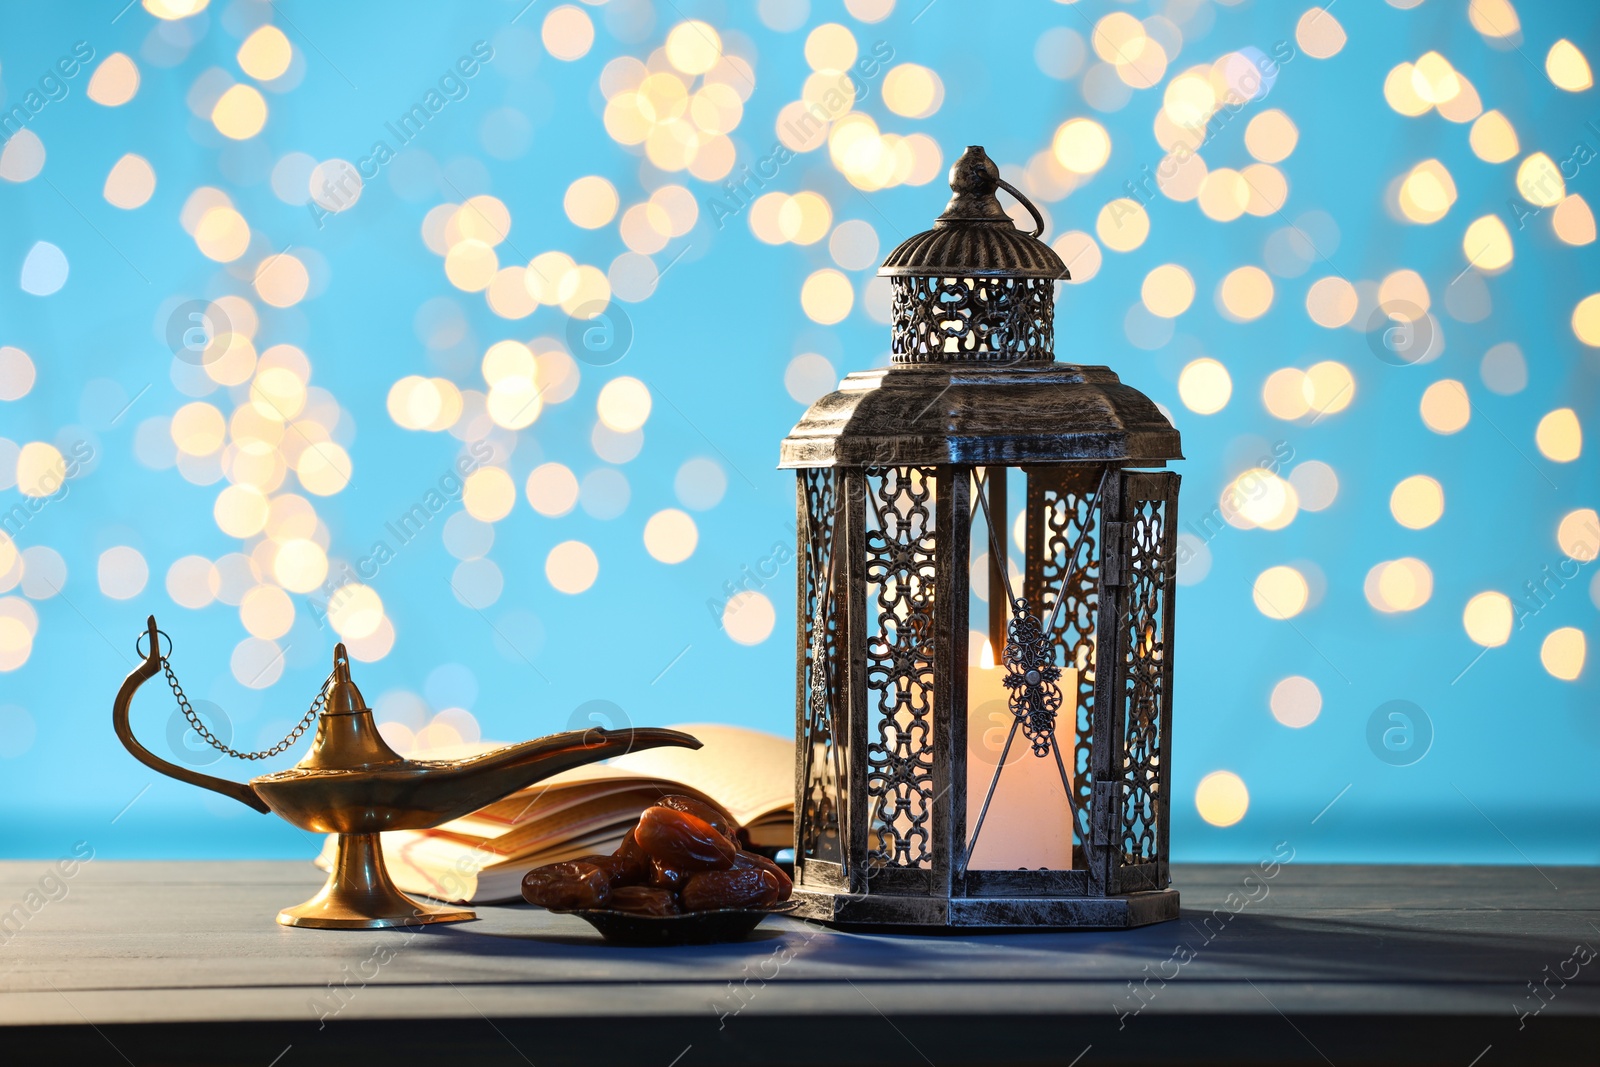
[781,146,1183,929]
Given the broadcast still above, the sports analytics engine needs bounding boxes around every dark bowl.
[548,900,800,946]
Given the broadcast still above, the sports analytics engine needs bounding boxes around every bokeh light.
[211,84,267,139]
[88,54,140,106]
[1141,264,1194,318]
[643,509,699,564]
[1420,380,1471,434]
[1195,771,1249,827]
[104,154,156,209]
[1540,628,1587,681]
[238,25,292,81]
[1269,676,1321,728]
[1365,558,1434,613]
[1253,565,1309,620]
[1557,509,1599,561]
[1463,592,1513,648]
[1535,408,1582,462]
[546,540,599,594]
[1178,358,1231,415]
[722,591,776,646]
[0,1,1593,869]
[1390,476,1445,529]
[97,547,148,601]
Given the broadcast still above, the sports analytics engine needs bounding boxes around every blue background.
[0,0,1595,868]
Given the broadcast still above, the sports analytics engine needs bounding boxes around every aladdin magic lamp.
[114,616,698,928]
[781,146,1183,929]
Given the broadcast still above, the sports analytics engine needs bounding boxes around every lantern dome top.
[781,139,1181,469]
[879,146,1069,281]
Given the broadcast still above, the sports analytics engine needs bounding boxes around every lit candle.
[966,637,1076,870]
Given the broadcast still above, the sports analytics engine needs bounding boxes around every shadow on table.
[418,909,795,961]
[1162,907,1595,985]
[412,901,1596,987]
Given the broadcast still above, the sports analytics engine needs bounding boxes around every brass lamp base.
[277,832,476,929]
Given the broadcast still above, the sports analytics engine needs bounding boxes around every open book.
[314,723,794,904]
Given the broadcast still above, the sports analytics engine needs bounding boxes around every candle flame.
[979,638,996,670]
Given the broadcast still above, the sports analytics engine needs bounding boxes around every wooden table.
[0,861,1594,1065]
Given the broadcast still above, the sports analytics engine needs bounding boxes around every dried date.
[635,806,736,871]
[572,854,643,888]
[732,850,792,900]
[608,886,680,917]
[521,861,611,910]
[658,794,738,842]
[609,831,652,883]
[681,868,781,911]
[649,858,689,891]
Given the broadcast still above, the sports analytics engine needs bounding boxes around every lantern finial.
[938,146,1011,223]
[878,145,1068,363]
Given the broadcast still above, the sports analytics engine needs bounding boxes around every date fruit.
[635,806,736,871]
[572,854,641,888]
[608,886,680,917]
[732,850,793,899]
[681,868,781,911]
[531,809,789,926]
[658,794,738,842]
[610,831,651,882]
[649,858,688,891]
[521,861,611,910]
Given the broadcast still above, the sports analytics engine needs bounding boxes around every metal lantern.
[780,146,1183,929]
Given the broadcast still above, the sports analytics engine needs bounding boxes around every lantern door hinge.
[1101,521,1128,586]
[1091,779,1120,846]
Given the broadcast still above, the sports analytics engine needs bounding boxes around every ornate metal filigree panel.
[889,276,1054,363]
[799,468,842,863]
[1000,609,1063,758]
[1118,496,1168,866]
[863,466,938,869]
[1024,470,1100,822]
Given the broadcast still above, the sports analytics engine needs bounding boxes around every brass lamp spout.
[112,615,703,929]
[250,723,702,835]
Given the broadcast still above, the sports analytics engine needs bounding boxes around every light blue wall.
[0,0,1595,867]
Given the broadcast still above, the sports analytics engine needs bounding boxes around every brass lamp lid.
[294,645,405,771]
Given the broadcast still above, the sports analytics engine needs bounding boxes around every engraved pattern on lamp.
[800,468,843,864]
[863,466,938,870]
[1120,496,1168,869]
[889,275,1055,363]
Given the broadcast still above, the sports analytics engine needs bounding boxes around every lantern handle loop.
[994,176,1046,239]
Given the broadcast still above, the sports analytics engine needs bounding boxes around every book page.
[449,776,687,834]
[488,786,688,856]
[607,723,793,827]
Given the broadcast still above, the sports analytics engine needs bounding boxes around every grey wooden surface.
[0,860,1595,1066]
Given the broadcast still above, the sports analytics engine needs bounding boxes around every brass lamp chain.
[161,655,331,761]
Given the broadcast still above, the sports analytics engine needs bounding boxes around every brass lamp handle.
[112,615,270,814]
